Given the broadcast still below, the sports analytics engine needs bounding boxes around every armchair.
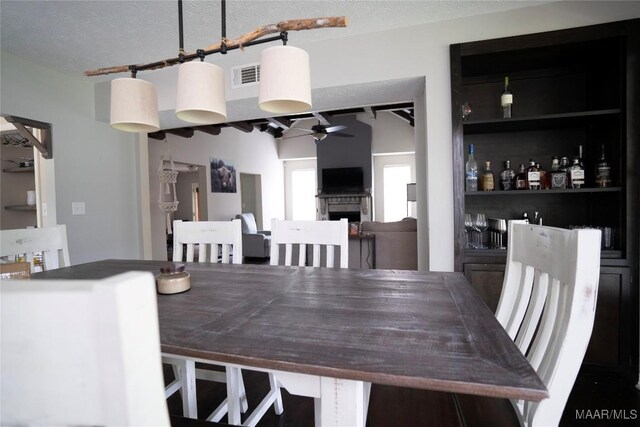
[235,213,271,258]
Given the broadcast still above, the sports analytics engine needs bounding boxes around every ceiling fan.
[280,122,354,143]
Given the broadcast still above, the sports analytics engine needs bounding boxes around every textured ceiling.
[0,0,553,78]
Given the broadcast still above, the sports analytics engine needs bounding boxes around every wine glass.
[473,213,488,249]
[496,219,507,249]
[464,213,474,248]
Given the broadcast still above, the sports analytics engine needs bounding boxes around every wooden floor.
[165,366,640,426]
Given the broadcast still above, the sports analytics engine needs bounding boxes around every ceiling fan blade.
[279,134,310,140]
[331,132,354,138]
[325,125,347,133]
[296,128,315,132]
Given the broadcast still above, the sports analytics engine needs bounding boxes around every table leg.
[315,377,365,427]
[177,359,197,418]
[226,366,242,425]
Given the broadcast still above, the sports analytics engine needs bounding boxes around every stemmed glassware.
[473,213,488,249]
[464,213,474,248]
[496,219,507,249]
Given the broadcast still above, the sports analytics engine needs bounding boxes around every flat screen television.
[321,167,364,194]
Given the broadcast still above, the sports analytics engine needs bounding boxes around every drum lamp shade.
[110,78,160,133]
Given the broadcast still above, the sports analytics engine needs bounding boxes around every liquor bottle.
[549,157,565,189]
[515,164,527,190]
[578,145,586,169]
[569,157,585,188]
[536,162,548,189]
[526,160,541,190]
[499,160,516,191]
[595,144,612,188]
[501,77,513,119]
[465,144,478,192]
[481,161,495,191]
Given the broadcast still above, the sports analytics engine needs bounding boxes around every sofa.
[354,217,417,270]
[235,213,271,258]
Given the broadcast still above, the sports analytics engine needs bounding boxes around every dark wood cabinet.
[451,20,639,382]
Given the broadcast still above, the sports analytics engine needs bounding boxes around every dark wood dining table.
[34,259,547,426]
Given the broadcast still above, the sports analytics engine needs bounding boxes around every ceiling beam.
[148,131,166,140]
[227,121,254,133]
[195,125,221,136]
[312,112,331,126]
[268,117,291,130]
[391,109,415,127]
[166,128,195,138]
[363,106,377,120]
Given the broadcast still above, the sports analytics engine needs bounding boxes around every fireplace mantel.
[316,192,371,222]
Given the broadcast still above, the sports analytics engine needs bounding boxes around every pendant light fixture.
[175,59,227,124]
[87,0,348,133]
[110,76,160,133]
[259,45,311,114]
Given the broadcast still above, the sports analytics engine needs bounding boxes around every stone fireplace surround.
[316,193,372,222]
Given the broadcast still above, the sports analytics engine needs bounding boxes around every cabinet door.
[463,263,505,313]
[584,267,631,368]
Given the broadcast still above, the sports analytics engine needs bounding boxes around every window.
[383,165,411,222]
[291,168,316,220]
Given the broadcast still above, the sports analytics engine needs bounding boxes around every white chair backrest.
[496,223,601,427]
[495,219,529,333]
[270,219,348,268]
[1,272,170,426]
[173,219,242,264]
[0,225,70,272]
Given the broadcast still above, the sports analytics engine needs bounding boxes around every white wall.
[0,51,143,264]
[358,112,415,155]
[148,127,284,260]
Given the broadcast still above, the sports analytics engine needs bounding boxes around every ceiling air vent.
[231,63,260,88]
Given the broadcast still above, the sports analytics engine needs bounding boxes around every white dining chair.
[0,224,70,272]
[0,271,170,426]
[469,223,602,426]
[168,219,282,426]
[173,219,242,264]
[270,218,349,268]
[267,218,360,423]
[494,219,530,338]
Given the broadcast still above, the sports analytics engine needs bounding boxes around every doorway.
[240,173,263,230]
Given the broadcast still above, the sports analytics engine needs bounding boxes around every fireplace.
[317,193,371,222]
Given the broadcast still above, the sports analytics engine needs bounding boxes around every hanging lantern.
[110,78,160,133]
[259,46,312,114]
[175,61,227,124]
[158,155,179,234]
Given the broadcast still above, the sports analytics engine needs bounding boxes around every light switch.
[72,202,86,215]
[42,203,48,216]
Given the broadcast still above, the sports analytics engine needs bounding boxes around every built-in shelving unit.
[450,19,639,381]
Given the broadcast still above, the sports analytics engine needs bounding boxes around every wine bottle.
[499,160,516,191]
[481,161,495,191]
[501,77,513,119]
[595,144,612,188]
[465,144,478,192]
